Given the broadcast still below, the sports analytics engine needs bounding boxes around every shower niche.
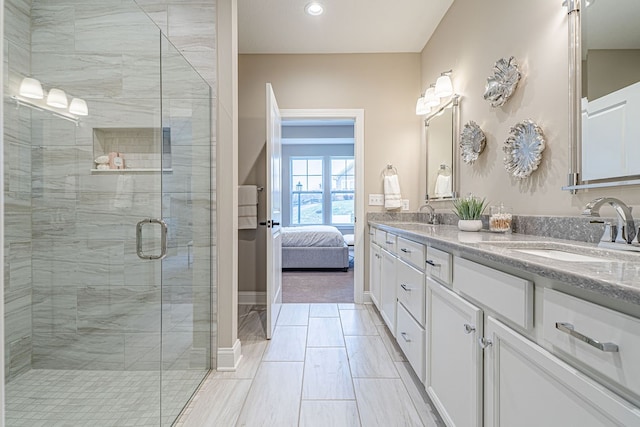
[92,127,172,172]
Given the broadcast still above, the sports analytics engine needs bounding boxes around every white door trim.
[280,108,365,304]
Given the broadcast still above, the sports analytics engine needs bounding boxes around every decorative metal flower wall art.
[503,120,545,179]
[459,121,486,164]
[484,56,521,108]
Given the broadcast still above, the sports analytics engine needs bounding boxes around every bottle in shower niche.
[108,152,125,169]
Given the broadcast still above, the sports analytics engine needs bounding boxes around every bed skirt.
[282,245,350,271]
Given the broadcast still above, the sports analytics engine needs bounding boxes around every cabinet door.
[369,242,381,309]
[484,316,640,427]
[427,278,483,427]
[380,248,397,336]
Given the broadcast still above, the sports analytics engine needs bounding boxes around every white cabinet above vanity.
[367,221,640,427]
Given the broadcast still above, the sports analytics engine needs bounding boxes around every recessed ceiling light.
[305,2,324,16]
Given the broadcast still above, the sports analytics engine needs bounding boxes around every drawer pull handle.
[478,337,492,349]
[400,248,411,253]
[555,322,619,353]
[400,284,411,292]
[463,324,475,334]
[426,259,440,267]
[386,241,394,245]
[369,232,374,236]
[400,332,411,342]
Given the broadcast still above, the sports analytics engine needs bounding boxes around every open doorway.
[279,109,365,304]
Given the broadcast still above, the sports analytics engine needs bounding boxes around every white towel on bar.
[384,174,403,209]
[114,175,134,210]
[434,174,452,198]
[238,185,258,229]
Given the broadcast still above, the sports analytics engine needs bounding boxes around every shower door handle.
[136,218,168,260]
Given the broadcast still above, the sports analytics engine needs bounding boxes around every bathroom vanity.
[368,221,640,427]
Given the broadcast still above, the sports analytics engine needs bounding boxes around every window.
[291,158,323,225]
[289,156,355,226]
[331,157,355,224]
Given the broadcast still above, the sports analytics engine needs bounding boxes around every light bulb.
[46,88,68,109]
[424,87,439,108]
[69,98,88,116]
[305,2,324,16]
[19,77,44,99]
[415,97,429,115]
[434,75,453,98]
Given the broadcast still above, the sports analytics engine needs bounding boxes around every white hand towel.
[238,185,258,229]
[434,174,452,198]
[238,185,257,205]
[114,175,134,209]
[384,174,403,209]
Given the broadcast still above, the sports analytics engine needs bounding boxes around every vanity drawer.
[396,259,425,325]
[426,246,452,286]
[381,231,397,254]
[397,237,426,270]
[453,257,533,330]
[396,302,426,383]
[369,226,380,245]
[543,288,640,400]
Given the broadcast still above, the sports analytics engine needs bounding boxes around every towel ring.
[382,164,398,177]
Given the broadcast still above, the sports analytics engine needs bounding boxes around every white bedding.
[281,225,346,247]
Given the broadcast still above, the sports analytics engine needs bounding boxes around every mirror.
[565,0,640,191]
[426,96,459,200]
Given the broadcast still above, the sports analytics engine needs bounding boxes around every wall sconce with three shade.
[13,76,89,125]
[415,70,455,117]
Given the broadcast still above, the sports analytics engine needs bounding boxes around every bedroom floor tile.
[178,303,444,427]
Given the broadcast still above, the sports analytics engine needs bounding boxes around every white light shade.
[424,87,440,107]
[19,77,44,99]
[305,2,324,15]
[69,98,89,116]
[415,97,429,115]
[434,75,453,98]
[46,88,68,108]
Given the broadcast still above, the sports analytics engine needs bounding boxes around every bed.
[281,225,350,271]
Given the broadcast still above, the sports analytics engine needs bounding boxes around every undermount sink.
[478,241,616,263]
[511,248,610,263]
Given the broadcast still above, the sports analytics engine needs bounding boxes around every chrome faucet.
[418,203,437,224]
[582,197,637,244]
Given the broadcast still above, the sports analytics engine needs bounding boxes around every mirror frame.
[425,94,460,201]
[563,0,640,192]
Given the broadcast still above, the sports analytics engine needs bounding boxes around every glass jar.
[489,204,512,233]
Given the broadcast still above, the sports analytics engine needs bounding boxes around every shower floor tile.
[5,369,206,426]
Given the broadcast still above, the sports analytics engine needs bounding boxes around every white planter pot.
[458,219,483,232]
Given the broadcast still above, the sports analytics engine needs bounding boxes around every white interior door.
[266,83,283,339]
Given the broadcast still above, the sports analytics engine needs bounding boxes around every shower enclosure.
[3,0,214,425]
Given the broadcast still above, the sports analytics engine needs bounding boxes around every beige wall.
[238,53,422,292]
[420,0,640,216]
[585,49,640,100]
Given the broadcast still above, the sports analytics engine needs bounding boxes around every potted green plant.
[452,195,487,231]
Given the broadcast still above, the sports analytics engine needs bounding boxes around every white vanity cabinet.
[369,242,381,309]
[426,278,483,427]
[379,246,397,335]
[484,315,640,427]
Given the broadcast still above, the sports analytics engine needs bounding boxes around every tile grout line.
[339,305,365,427]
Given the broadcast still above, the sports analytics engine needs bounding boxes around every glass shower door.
[159,35,212,425]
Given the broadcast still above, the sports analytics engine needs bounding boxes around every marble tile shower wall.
[4,0,34,381]
[2,0,214,373]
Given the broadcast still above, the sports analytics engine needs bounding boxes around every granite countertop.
[369,221,640,306]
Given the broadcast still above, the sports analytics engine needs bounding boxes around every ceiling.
[238,0,455,54]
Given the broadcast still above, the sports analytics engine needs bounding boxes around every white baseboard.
[239,291,266,305]
[216,339,243,371]
[362,291,372,304]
